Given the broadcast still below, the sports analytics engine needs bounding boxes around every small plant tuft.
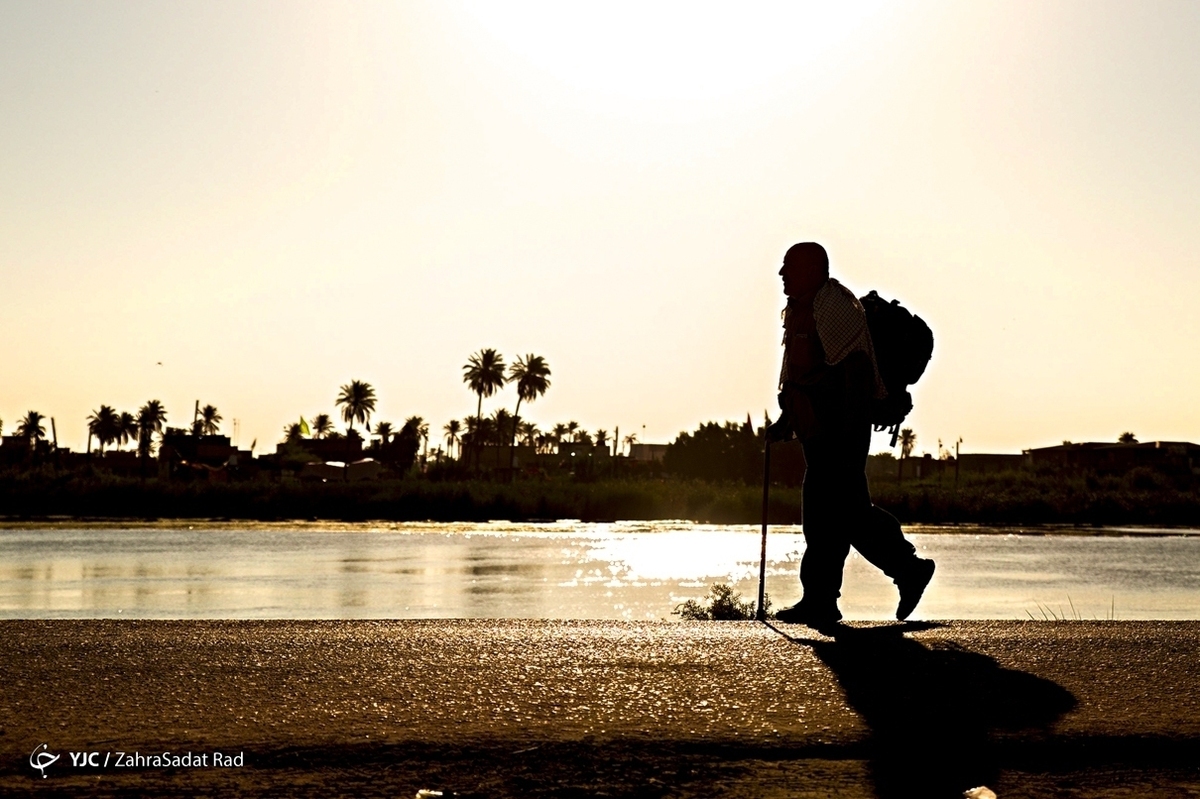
[673,583,769,621]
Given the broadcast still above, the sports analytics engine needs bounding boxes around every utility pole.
[955,437,963,487]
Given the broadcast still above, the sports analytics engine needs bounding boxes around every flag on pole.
[299,417,311,437]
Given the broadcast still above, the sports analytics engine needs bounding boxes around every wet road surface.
[2,620,1198,797]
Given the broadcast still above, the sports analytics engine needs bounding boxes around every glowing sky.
[2,1,1198,456]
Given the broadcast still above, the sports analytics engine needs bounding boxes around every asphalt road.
[2,620,1199,797]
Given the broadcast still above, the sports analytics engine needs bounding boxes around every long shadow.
[771,621,1077,798]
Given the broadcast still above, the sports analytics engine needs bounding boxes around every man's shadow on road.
[771,621,1077,799]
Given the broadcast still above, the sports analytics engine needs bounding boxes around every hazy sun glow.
[462,1,891,102]
[1,1,1198,455]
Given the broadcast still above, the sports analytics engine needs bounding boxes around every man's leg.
[798,522,851,614]
[848,504,923,580]
[793,432,854,618]
[838,421,935,617]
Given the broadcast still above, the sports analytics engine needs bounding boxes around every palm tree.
[400,416,430,462]
[336,380,376,436]
[463,349,506,468]
[463,416,496,452]
[311,414,333,439]
[567,420,579,442]
[897,427,917,482]
[136,400,167,465]
[199,404,222,436]
[595,429,609,449]
[551,423,569,448]
[506,354,551,472]
[374,421,394,445]
[1118,431,1138,444]
[17,411,46,443]
[623,432,638,455]
[403,416,429,460]
[443,419,461,460]
[517,420,539,447]
[16,411,46,463]
[491,409,513,447]
[87,405,119,454]
[281,422,303,443]
[117,412,138,450]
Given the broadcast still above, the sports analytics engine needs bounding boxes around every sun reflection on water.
[1,522,1199,620]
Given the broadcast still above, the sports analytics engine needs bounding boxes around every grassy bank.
[0,469,1197,525]
[871,470,1200,526]
[0,471,801,524]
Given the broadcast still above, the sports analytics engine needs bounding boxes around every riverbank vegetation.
[1,466,1198,526]
[3,364,1197,525]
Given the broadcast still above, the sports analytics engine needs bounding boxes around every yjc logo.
[68,751,105,767]
[29,744,59,778]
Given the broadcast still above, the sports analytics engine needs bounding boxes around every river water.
[2,522,1198,621]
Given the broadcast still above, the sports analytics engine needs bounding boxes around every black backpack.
[859,290,934,446]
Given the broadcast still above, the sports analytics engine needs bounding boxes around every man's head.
[780,242,829,297]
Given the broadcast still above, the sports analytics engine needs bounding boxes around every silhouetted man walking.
[766,242,934,629]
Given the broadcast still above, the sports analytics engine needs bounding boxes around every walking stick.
[757,441,771,621]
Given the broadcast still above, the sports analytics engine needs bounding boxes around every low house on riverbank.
[628,443,667,463]
[275,437,363,464]
[459,444,538,471]
[160,431,256,480]
[958,453,1026,475]
[1024,441,1200,476]
[558,442,612,460]
[0,436,33,467]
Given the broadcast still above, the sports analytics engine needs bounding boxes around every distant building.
[1023,441,1200,475]
[898,454,949,480]
[0,436,32,466]
[161,432,241,466]
[459,445,538,471]
[95,450,143,477]
[274,437,364,464]
[957,453,1026,475]
[628,443,668,463]
[159,432,258,480]
[0,436,53,467]
[557,442,612,460]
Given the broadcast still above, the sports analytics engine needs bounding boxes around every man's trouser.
[799,418,919,609]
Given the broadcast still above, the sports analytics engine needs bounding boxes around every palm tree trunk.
[508,396,523,478]
[474,393,483,472]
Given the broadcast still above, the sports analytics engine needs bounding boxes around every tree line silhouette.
[1,344,893,485]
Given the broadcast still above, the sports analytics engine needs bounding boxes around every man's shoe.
[896,558,936,620]
[775,601,842,631]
